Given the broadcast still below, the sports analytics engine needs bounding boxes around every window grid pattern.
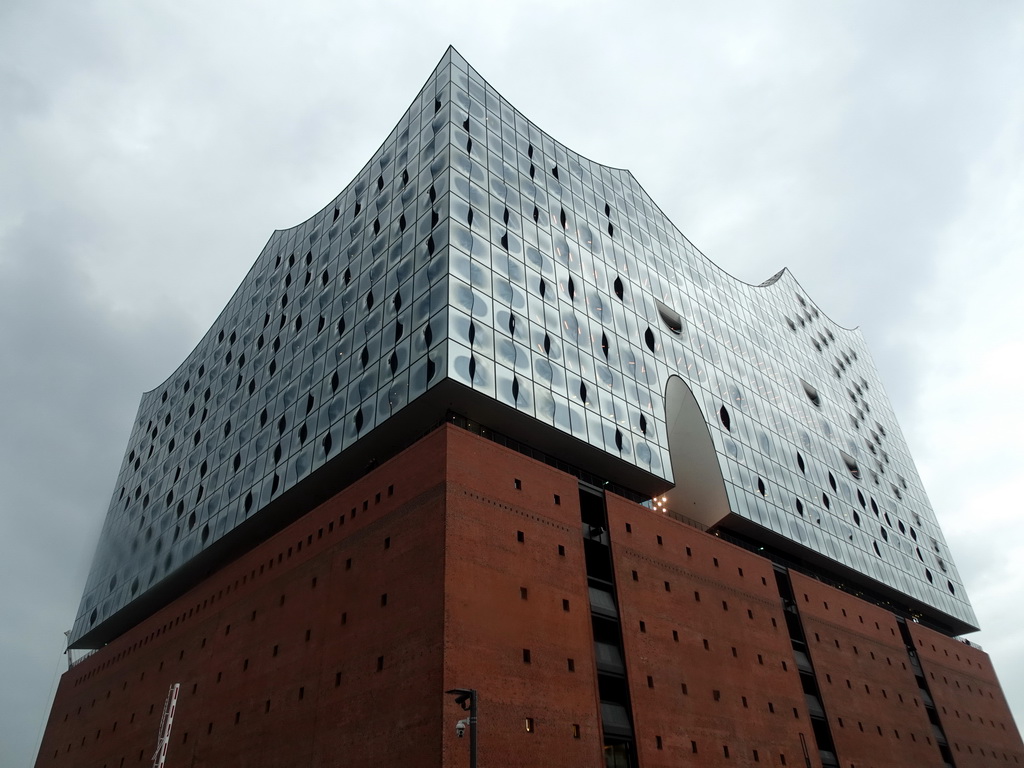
[70,48,974,646]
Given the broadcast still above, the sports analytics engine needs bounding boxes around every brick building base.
[36,425,1023,768]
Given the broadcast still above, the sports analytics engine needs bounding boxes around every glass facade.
[69,48,976,647]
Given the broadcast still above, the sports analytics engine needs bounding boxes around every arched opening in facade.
[661,375,731,528]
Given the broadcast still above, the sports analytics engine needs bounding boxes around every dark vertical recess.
[897,618,957,768]
[580,483,637,768]
[773,566,840,768]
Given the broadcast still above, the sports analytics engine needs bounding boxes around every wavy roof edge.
[139,45,860,401]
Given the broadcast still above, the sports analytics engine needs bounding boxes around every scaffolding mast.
[151,683,180,768]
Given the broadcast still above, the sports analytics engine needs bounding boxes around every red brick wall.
[37,426,607,768]
[789,571,942,768]
[37,427,451,768]
[606,494,820,768]
[908,622,1024,767]
[36,425,1024,768]
[441,427,604,768]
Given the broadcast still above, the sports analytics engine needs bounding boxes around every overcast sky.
[2,1,1022,765]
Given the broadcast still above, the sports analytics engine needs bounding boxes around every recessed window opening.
[655,299,683,334]
[841,450,862,479]
[800,379,822,407]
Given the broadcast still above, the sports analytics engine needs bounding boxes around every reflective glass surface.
[70,48,975,645]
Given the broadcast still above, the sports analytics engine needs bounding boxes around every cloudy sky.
[2,1,1022,764]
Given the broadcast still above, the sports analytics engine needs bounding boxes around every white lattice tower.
[151,683,179,768]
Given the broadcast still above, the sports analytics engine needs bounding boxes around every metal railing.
[68,647,100,669]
